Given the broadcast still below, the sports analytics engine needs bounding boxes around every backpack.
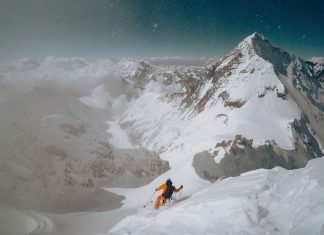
[163,180,174,199]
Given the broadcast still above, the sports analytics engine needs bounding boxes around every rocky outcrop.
[192,151,224,182]
[193,127,323,179]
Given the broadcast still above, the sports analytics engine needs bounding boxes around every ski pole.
[179,188,182,199]
[143,191,156,208]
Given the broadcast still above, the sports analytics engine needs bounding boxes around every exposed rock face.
[194,124,322,179]
[192,151,224,182]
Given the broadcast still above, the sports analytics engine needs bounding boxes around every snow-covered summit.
[108,32,323,184]
[236,32,267,50]
[234,32,293,70]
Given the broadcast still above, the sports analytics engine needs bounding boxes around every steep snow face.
[109,157,324,235]
[108,34,324,185]
[112,33,300,159]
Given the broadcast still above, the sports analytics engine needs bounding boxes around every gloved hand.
[155,188,158,191]
[180,185,183,189]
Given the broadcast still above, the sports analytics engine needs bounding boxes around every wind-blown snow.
[80,84,129,118]
[107,120,137,149]
[109,157,324,235]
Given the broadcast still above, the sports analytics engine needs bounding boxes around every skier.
[154,178,183,209]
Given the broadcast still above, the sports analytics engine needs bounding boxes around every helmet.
[166,178,172,186]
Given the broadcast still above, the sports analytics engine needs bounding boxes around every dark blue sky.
[1,0,323,59]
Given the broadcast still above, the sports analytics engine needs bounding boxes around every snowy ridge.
[109,158,324,235]
[236,32,261,54]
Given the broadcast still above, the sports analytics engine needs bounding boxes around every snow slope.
[104,33,323,235]
[110,157,324,235]
[115,53,299,152]
[112,33,302,160]
[105,33,305,200]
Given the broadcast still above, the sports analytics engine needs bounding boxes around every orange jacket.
[156,183,181,194]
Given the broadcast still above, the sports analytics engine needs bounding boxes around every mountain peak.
[236,32,268,51]
[234,32,293,75]
[246,32,266,42]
